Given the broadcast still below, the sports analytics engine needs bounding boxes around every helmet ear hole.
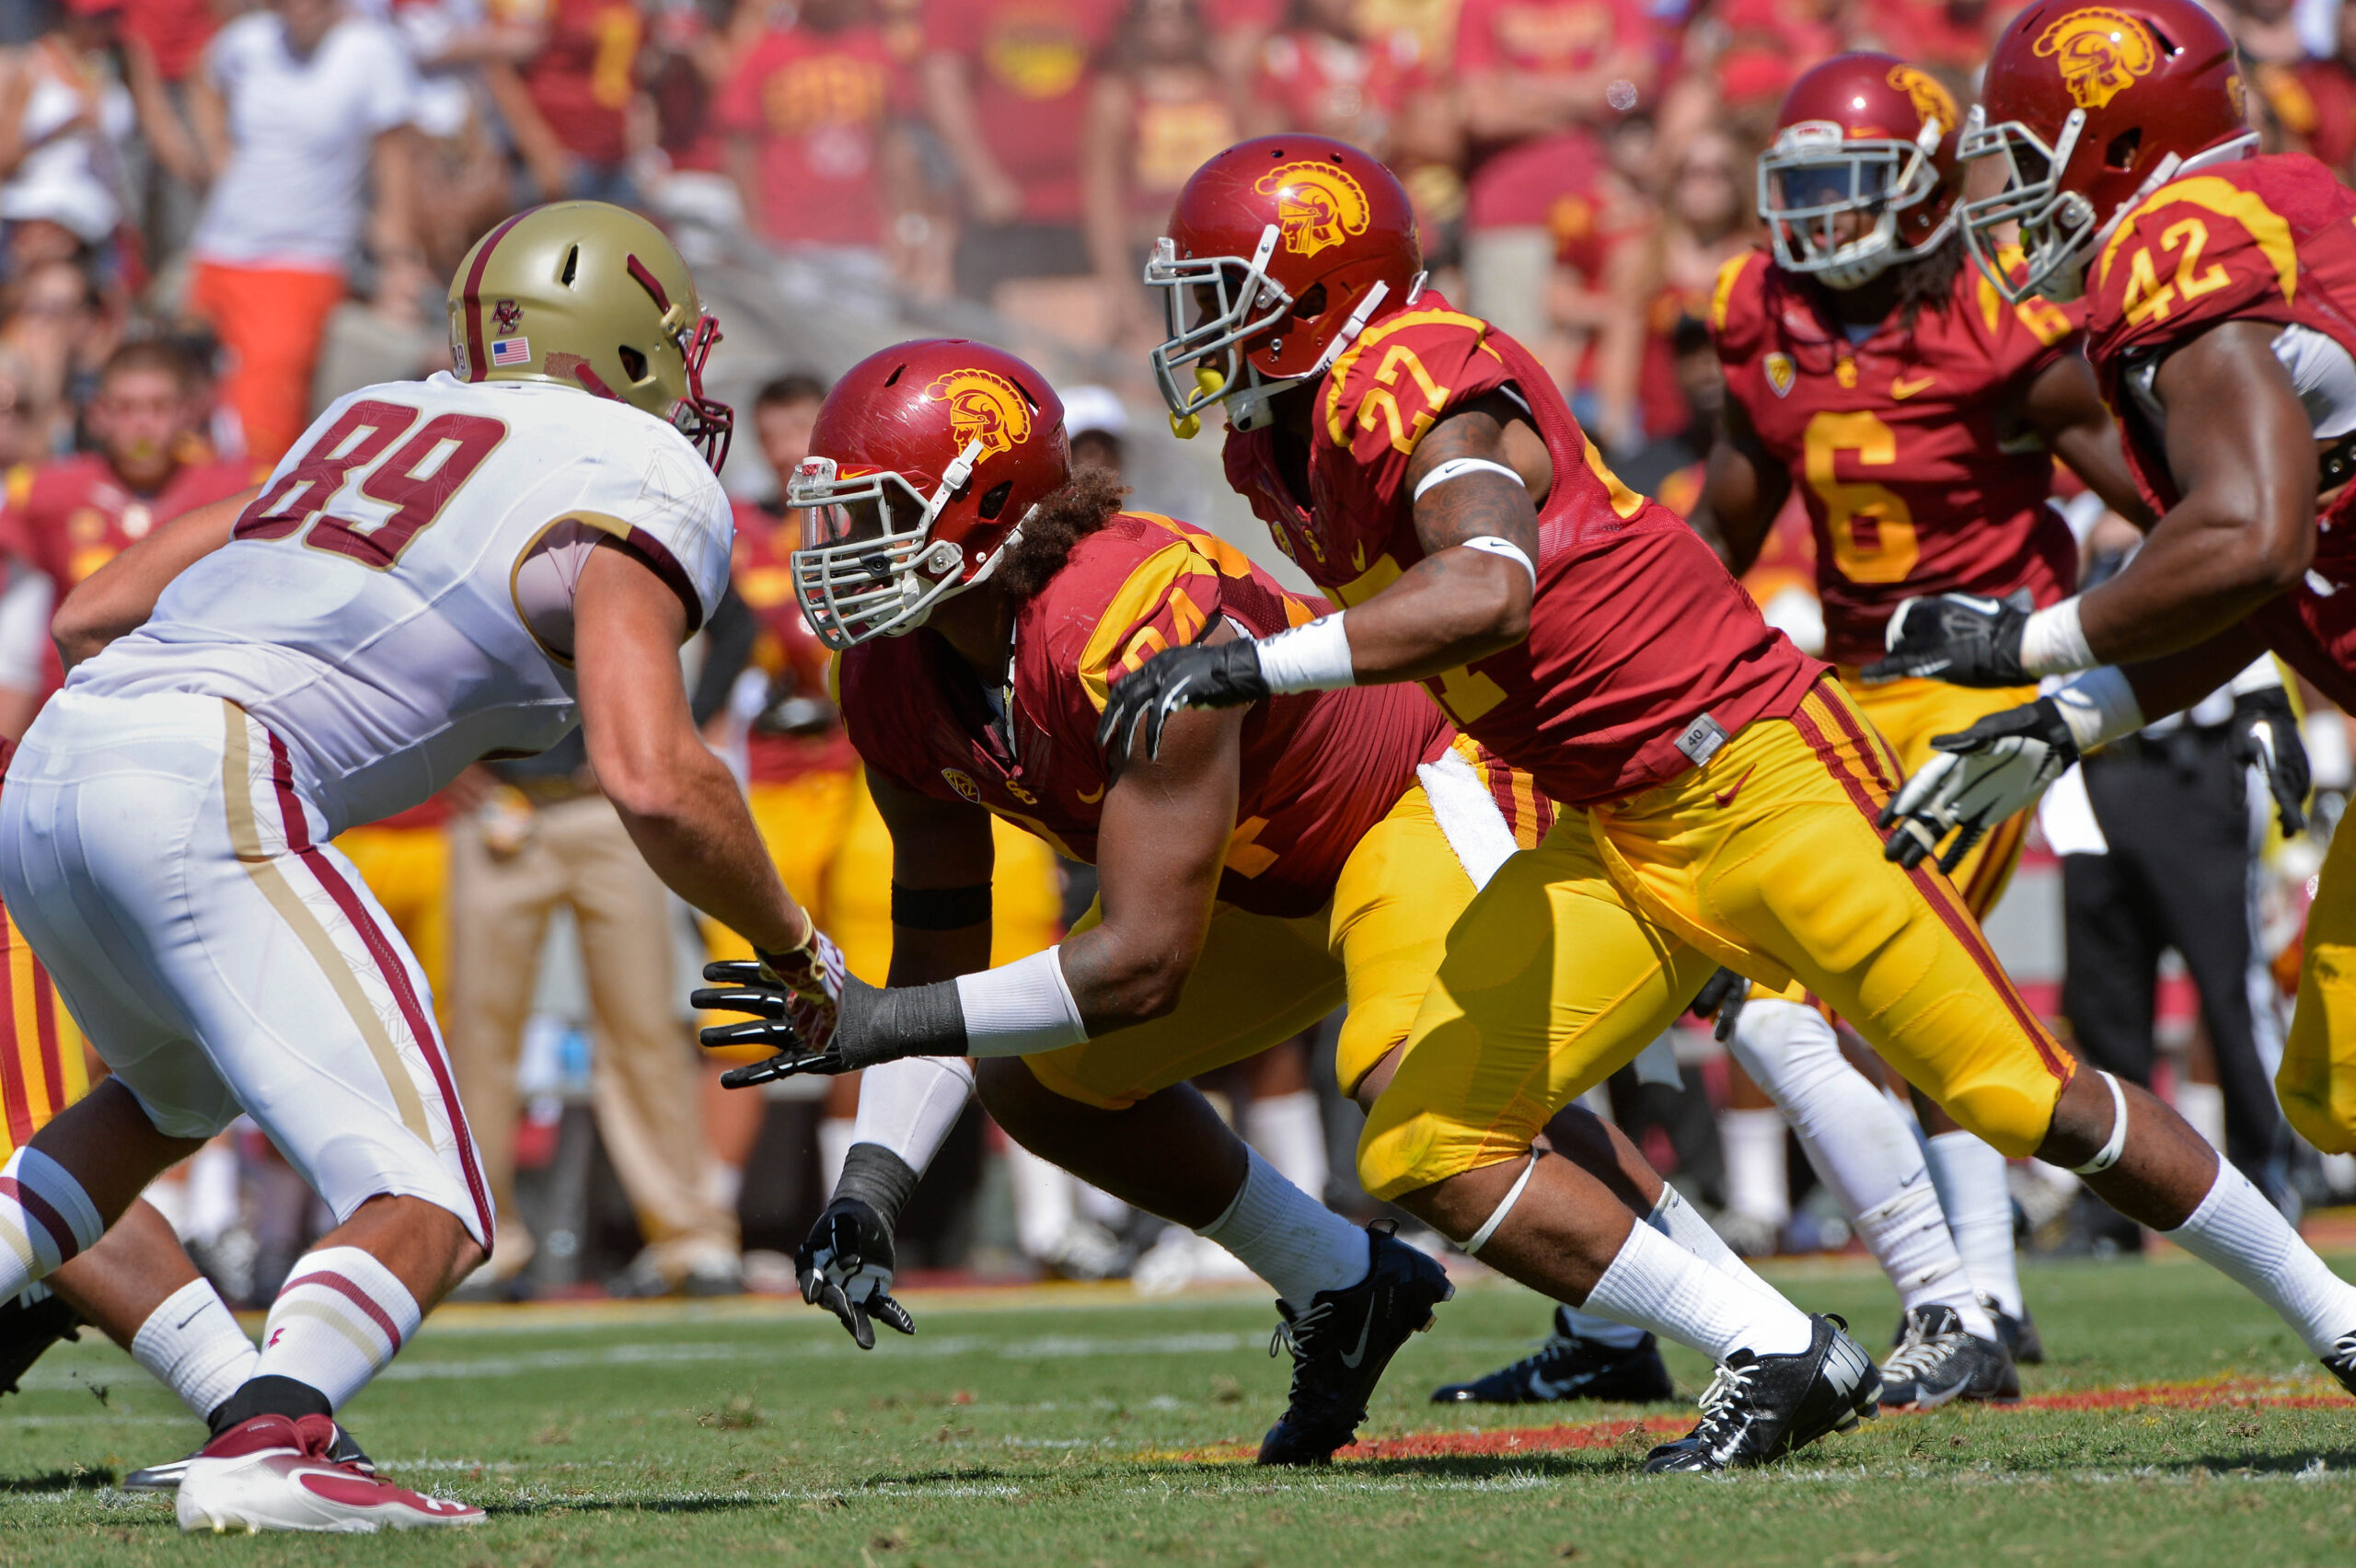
[560,246,581,287]
[618,345,648,382]
[977,480,1013,522]
[2104,129,2142,170]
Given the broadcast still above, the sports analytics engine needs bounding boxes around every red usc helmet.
[1758,53,1965,289]
[1961,0,2252,303]
[789,340,1068,651]
[1148,133,1421,436]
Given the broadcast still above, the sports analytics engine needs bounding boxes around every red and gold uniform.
[713,500,1060,988]
[507,0,644,167]
[840,508,1542,1104]
[0,739,87,1161]
[1222,293,2073,1195]
[1711,247,2083,913]
[2075,154,2356,1150]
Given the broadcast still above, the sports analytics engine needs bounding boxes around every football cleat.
[0,1288,80,1397]
[1877,1305,2019,1410]
[125,1424,375,1493]
[175,1414,482,1533]
[2323,1331,2356,1397]
[1990,1300,2045,1366]
[1256,1225,1453,1466]
[1428,1309,1675,1404]
[1642,1314,1880,1473]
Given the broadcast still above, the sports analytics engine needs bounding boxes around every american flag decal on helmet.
[490,338,532,367]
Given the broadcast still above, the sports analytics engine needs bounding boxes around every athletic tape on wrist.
[1461,1148,1542,1256]
[2050,666,2142,752]
[2073,1070,2130,1174]
[953,947,1088,1057]
[1253,614,1356,694]
[2020,596,2096,677]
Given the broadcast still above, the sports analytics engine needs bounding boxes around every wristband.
[1412,456,1526,502]
[953,947,1089,1057]
[1253,614,1356,694]
[2020,596,2096,677]
[1461,535,1538,589]
[832,1144,919,1232]
[2049,665,2143,752]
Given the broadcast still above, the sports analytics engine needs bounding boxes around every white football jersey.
[74,372,733,835]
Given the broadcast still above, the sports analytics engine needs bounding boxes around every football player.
[1871,0,2356,1199]
[705,340,1787,1463]
[1091,133,2356,1467]
[0,202,841,1532]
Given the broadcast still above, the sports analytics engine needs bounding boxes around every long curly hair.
[993,467,1131,600]
[1796,229,1965,334]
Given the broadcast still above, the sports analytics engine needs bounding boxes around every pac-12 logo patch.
[2034,7,2157,110]
[1765,352,1796,397]
[925,369,1033,462]
[1256,160,1371,259]
[492,298,523,336]
[941,767,983,802]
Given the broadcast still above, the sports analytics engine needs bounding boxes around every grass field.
[7,1254,2356,1566]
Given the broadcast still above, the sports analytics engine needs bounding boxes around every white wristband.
[953,948,1089,1057]
[2050,665,2143,751]
[1460,534,1538,589]
[2020,596,2096,677]
[1253,613,1356,694]
[2227,654,2285,697]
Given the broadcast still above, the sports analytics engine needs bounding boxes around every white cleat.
[174,1413,483,1533]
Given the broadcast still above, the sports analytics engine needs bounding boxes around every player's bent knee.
[1357,1102,1545,1205]
[1938,1078,2067,1160]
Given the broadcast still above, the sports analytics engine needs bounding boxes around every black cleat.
[2324,1332,2356,1397]
[1643,1314,1880,1473]
[0,1289,80,1397]
[1429,1308,1674,1404]
[1877,1305,2018,1410]
[1991,1300,2045,1366]
[122,1423,375,1492]
[1257,1225,1453,1466]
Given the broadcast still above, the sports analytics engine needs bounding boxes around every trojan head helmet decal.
[2034,7,2159,110]
[925,368,1034,462]
[1254,161,1373,259]
[1886,64,1959,132]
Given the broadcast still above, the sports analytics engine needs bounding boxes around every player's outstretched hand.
[1879,698,2077,873]
[1687,967,1750,1043]
[796,1196,916,1350]
[696,971,931,1085]
[1096,639,1268,779]
[1861,594,2031,688]
[2233,686,2311,836]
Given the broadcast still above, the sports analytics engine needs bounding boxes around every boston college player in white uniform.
[0,202,844,1532]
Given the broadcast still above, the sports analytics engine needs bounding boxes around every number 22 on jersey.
[1803,409,1919,584]
[235,400,506,571]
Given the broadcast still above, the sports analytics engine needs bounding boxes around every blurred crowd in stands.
[6,0,2356,1303]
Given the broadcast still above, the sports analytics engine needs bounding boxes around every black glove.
[694,969,966,1085]
[1687,967,1749,1043]
[795,1196,916,1349]
[2233,686,2311,836]
[1860,594,2032,688]
[1878,697,2078,872]
[1095,639,1268,779]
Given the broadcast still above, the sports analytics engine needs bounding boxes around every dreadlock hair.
[993,467,1130,600]
[1797,229,1965,335]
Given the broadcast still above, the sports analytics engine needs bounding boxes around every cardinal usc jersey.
[837,510,1455,919]
[2081,154,2356,711]
[731,499,858,785]
[1222,291,1823,807]
[1713,250,2084,666]
[65,372,733,836]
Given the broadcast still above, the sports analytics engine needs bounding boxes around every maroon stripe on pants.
[283,1268,406,1353]
[262,734,494,1245]
[0,1174,80,1264]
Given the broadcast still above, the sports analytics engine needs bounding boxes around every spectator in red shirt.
[919,0,1123,308]
[720,0,916,315]
[488,0,650,206]
[1244,0,1437,161]
[2262,4,2356,181]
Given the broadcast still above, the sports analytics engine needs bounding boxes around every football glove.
[1095,639,1268,779]
[695,972,964,1085]
[1878,697,2078,872]
[2233,686,2311,836]
[1861,594,2031,688]
[796,1196,916,1350]
[1687,967,1750,1043]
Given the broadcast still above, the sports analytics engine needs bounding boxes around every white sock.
[1649,1184,1784,1304]
[1585,1217,1815,1362]
[1556,1304,1652,1348]
[131,1278,259,1423]
[815,1117,857,1203]
[1924,1130,2025,1319]
[1196,1147,1369,1307]
[1073,1181,1130,1230]
[1242,1090,1329,1203]
[1006,1142,1078,1259]
[848,1056,976,1174]
[0,1147,103,1298]
[252,1246,421,1410]
[2165,1159,2356,1357]
[185,1139,243,1246]
[2177,1081,2227,1152]
[1718,1107,1790,1226]
[1851,1175,1994,1336]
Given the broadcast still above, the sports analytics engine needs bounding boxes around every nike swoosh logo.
[1915,1375,1971,1408]
[1713,766,1756,811]
[1337,1305,1378,1369]
[1891,375,1935,399]
[176,1309,206,1332]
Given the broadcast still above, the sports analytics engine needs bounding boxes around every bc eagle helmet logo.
[925,369,1033,462]
[1255,160,1372,259]
[2034,7,2159,110]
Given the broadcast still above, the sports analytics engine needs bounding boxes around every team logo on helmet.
[2033,7,2158,110]
[1886,63,1958,132]
[492,298,523,337]
[925,369,1033,462]
[1255,161,1372,259]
